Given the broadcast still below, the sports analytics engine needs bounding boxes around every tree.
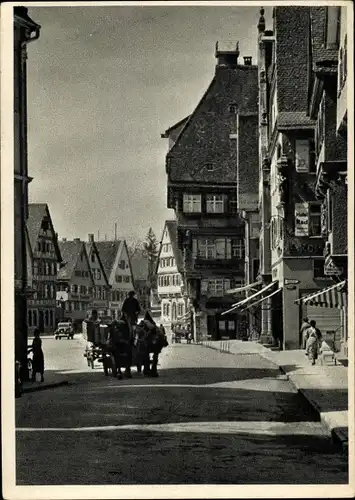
[126,237,144,259]
[143,228,159,289]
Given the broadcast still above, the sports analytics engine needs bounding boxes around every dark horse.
[134,313,168,377]
[106,318,133,379]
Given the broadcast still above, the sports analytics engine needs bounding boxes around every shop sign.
[284,278,300,285]
[295,202,309,236]
[324,259,343,276]
[285,240,324,256]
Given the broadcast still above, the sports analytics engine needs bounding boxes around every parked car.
[54,321,74,340]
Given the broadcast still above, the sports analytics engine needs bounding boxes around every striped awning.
[226,281,261,295]
[295,280,347,309]
[222,281,277,316]
[242,287,282,311]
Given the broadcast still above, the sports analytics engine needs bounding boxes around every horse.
[106,319,134,379]
[134,319,168,377]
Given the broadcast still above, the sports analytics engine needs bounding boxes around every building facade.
[86,234,111,317]
[254,7,346,351]
[95,240,135,319]
[14,7,40,373]
[57,239,95,329]
[26,204,62,334]
[157,220,186,328]
[163,43,259,341]
[130,251,150,311]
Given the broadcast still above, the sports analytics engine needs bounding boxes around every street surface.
[16,335,348,484]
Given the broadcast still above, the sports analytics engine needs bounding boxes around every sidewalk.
[22,371,69,393]
[202,339,349,452]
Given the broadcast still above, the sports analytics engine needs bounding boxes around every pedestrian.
[30,328,44,382]
[305,320,322,365]
[121,291,141,336]
[301,317,311,350]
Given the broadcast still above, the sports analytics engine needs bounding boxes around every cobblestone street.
[16,338,348,484]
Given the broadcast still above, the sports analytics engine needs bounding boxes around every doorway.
[216,315,237,340]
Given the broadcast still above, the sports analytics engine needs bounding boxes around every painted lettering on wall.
[295,202,309,236]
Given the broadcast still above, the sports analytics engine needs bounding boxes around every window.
[198,239,216,259]
[96,269,101,280]
[97,287,102,299]
[207,279,230,295]
[91,253,95,263]
[206,194,225,213]
[295,140,310,173]
[229,104,237,113]
[183,194,201,213]
[231,238,245,259]
[315,98,325,157]
[309,203,322,236]
[124,276,130,283]
[78,285,82,294]
[71,284,77,294]
[33,261,38,276]
[120,260,125,269]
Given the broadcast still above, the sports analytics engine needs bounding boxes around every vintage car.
[54,321,74,340]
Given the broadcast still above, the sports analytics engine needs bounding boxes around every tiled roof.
[130,252,149,282]
[165,220,184,274]
[310,7,339,69]
[27,204,47,252]
[277,111,316,129]
[161,116,190,137]
[95,241,122,278]
[57,240,84,280]
[27,203,62,262]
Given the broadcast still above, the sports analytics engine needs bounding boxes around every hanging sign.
[284,278,300,285]
[294,202,309,236]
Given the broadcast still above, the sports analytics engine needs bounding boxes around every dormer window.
[229,104,237,113]
[205,163,214,172]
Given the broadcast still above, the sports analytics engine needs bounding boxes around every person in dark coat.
[107,318,132,379]
[121,291,141,335]
[30,328,44,382]
[301,318,311,350]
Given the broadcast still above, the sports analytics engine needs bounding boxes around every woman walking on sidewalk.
[305,320,322,365]
[30,328,45,382]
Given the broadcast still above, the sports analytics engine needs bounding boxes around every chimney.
[215,41,240,69]
[88,234,94,243]
[243,56,252,66]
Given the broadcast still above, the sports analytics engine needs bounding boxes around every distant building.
[163,42,258,341]
[156,220,186,328]
[57,239,95,329]
[85,234,111,317]
[26,204,62,334]
[14,7,40,372]
[130,251,150,311]
[95,240,134,319]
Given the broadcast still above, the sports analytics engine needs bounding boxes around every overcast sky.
[27,4,270,244]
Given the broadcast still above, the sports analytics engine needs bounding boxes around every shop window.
[206,194,225,213]
[183,194,201,213]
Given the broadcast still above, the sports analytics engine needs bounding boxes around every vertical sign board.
[295,202,309,236]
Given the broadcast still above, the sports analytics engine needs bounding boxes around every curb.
[201,341,349,453]
[22,380,69,394]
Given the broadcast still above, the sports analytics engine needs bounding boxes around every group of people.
[171,323,193,344]
[300,318,324,365]
[93,291,169,378]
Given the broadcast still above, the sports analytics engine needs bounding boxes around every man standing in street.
[121,290,141,336]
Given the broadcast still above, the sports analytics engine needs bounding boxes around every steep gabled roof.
[95,240,122,279]
[161,115,190,138]
[130,252,149,282]
[156,220,184,274]
[166,79,216,158]
[27,203,62,262]
[85,241,110,286]
[57,240,89,280]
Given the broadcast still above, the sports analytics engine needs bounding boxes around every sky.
[26,3,271,245]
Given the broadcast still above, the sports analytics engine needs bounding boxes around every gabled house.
[163,42,258,341]
[85,234,111,317]
[95,240,135,319]
[26,203,62,334]
[57,238,95,328]
[156,220,186,329]
[130,251,150,311]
